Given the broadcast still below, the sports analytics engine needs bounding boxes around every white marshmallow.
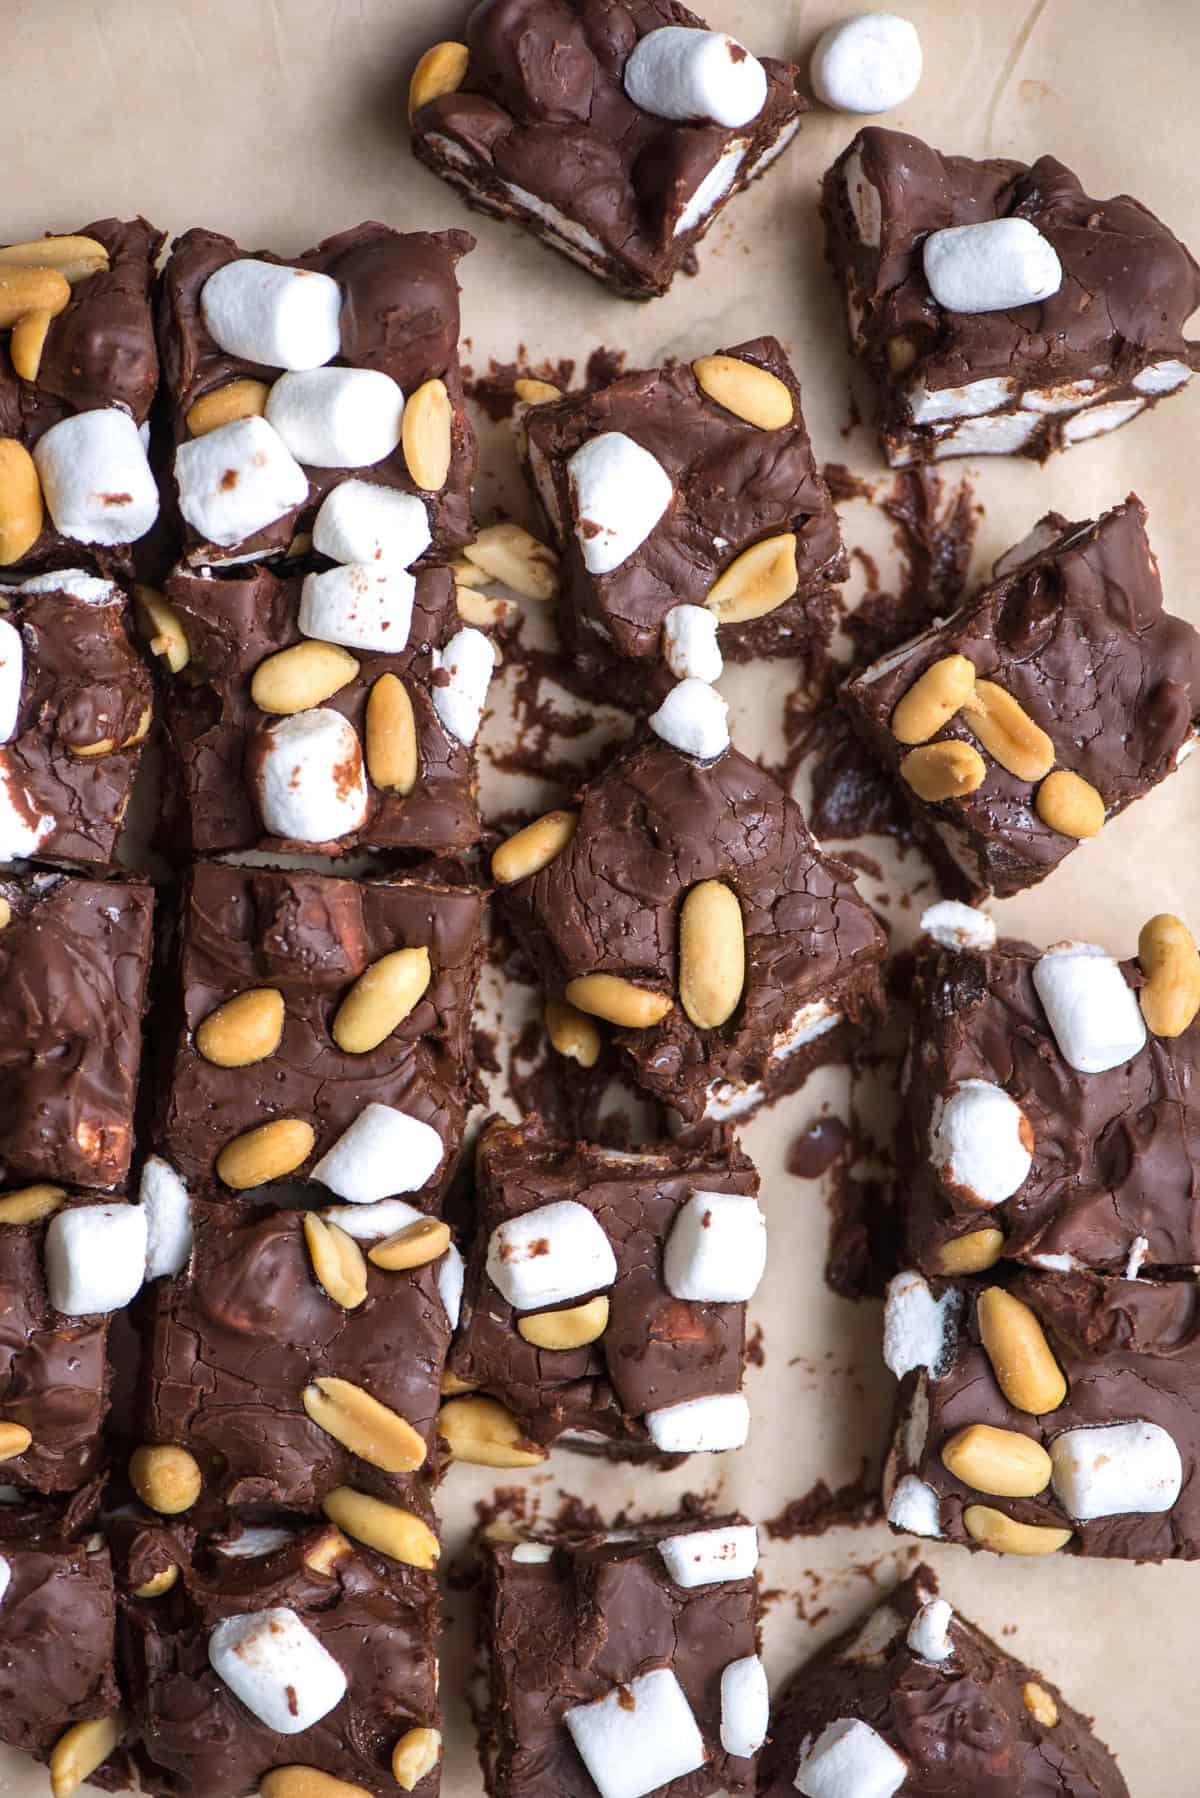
[906,1596,953,1663]
[564,1667,706,1798]
[920,900,996,951]
[34,409,159,547]
[139,1156,193,1280]
[208,1608,346,1735]
[486,1199,617,1311]
[844,148,882,247]
[311,1103,444,1203]
[17,569,120,604]
[929,1079,1032,1207]
[437,1241,465,1330]
[649,677,729,758]
[299,564,415,654]
[44,1203,149,1316]
[216,1526,294,1559]
[644,1391,750,1453]
[176,415,309,548]
[201,259,342,371]
[663,1190,766,1302]
[321,1198,423,1240]
[511,1542,555,1564]
[312,480,431,568]
[883,1270,960,1379]
[1030,1252,1079,1273]
[431,627,495,746]
[265,368,405,470]
[1050,1421,1182,1520]
[811,14,923,113]
[796,1717,908,1798]
[0,618,23,743]
[657,1523,759,1589]
[1133,359,1192,396]
[887,1473,942,1538]
[568,432,673,574]
[0,1555,9,1604]
[623,27,767,128]
[0,756,52,858]
[1020,377,1101,414]
[1061,397,1145,444]
[662,604,723,682]
[1033,942,1146,1073]
[923,218,1062,315]
[908,374,1014,424]
[256,709,368,844]
[720,1654,768,1758]
[675,143,747,237]
[928,410,1039,458]
[1125,1235,1150,1281]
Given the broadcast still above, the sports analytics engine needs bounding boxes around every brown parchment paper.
[2,0,1199,1792]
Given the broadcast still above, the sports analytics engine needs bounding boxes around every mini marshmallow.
[920,900,996,951]
[623,26,767,128]
[312,480,431,568]
[0,1555,9,1604]
[908,373,1014,424]
[1133,359,1192,395]
[929,1079,1032,1207]
[1061,397,1145,444]
[923,218,1063,315]
[0,618,23,743]
[929,410,1040,457]
[437,1240,465,1330]
[256,709,368,844]
[649,677,730,758]
[644,1391,750,1453]
[564,1666,706,1798]
[431,627,495,746]
[321,1198,424,1240]
[298,564,415,654]
[265,368,405,470]
[201,259,342,370]
[1050,1421,1183,1520]
[311,1103,445,1203]
[657,1523,759,1589]
[719,1654,768,1758]
[44,1203,149,1316]
[796,1717,908,1798]
[675,144,747,237]
[34,409,159,546]
[216,1526,295,1559]
[208,1607,346,1735]
[511,1542,554,1564]
[662,604,723,682]
[1032,942,1147,1073]
[810,13,923,114]
[568,432,673,574]
[887,1474,942,1538]
[0,757,52,859]
[139,1156,193,1280]
[175,415,308,548]
[906,1596,953,1663]
[17,569,120,603]
[883,1270,961,1379]
[1125,1235,1150,1281]
[486,1199,617,1310]
[663,1190,766,1302]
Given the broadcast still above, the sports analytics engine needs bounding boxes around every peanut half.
[262,1770,371,1798]
[251,641,359,715]
[678,878,745,1030]
[962,1505,1072,1557]
[333,947,431,1053]
[304,1214,368,1311]
[705,532,798,624]
[135,587,190,673]
[463,522,558,602]
[0,1182,66,1225]
[438,1395,547,1468]
[1035,768,1104,838]
[890,653,976,745]
[303,1377,428,1474]
[130,1444,202,1515]
[1023,1682,1059,1728]
[0,437,44,565]
[492,810,578,884]
[133,1565,179,1599]
[365,672,418,794]
[393,1727,442,1792]
[368,1216,451,1272]
[11,308,53,383]
[0,1421,32,1460]
[195,987,285,1068]
[402,377,453,492]
[513,377,563,405]
[691,355,794,430]
[544,997,601,1069]
[186,378,270,438]
[0,896,9,929]
[518,1295,610,1350]
[1138,912,1200,1037]
[49,1714,127,1798]
[962,680,1054,781]
[940,1423,1052,1498]
[0,235,110,282]
[302,1525,354,1577]
[408,40,470,120]
[456,585,518,629]
[0,267,69,329]
[322,1487,440,1568]
[565,973,673,1030]
[936,1227,1004,1276]
[216,1117,315,1189]
[900,739,987,802]
[977,1287,1067,1415]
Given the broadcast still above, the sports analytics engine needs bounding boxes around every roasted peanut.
[368,1216,451,1272]
[10,308,53,382]
[186,378,270,437]
[0,896,9,929]
[1035,768,1104,838]
[195,987,285,1067]
[463,522,558,602]
[937,1227,1004,1275]
[977,1287,1067,1415]
[261,1766,371,1798]
[49,1715,126,1798]
[900,739,987,802]
[1138,912,1200,1037]
[890,654,976,745]
[0,235,109,282]
[513,377,563,406]
[441,1370,477,1396]
[705,532,798,624]
[322,1487,440,1568]
[333,947,431,1053]
[402,377,453,491]
[70,734,116,758]
[121,705,153,748]
[691,355,794,429]
[544,997,601,1069]
[962,680,1055,781]
[456,584,518,628]
[135,587,190,673]
[492,810,578,884]
[0,267,69,329]
[302,1525,354,1577]
[962,1505,1073,1557]
[216,1117,315,1189]
[304,1214,368,1311]
[0,1182,66,1225]
[941,1423,1052,1497]
[0,1421,32,1460]
[887,335,917,373]
[678,878,744,1029]
[133,1565,179,1599]
[251,641,359,715]
[565,973,673,1029]
[130,1444,202,1515]
[1023,1682,1059,1727]
[518,1295,610,1350]
[392,1726,442,1792]
[0,437,44,565]
[365,672,418,794]
[450,557,489,589]
[438,1395,547,1468]
[408,41,470,119]
[303,1377,428,1473]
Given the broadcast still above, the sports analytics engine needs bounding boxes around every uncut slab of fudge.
[0,872,153,1189]
[842,499,1200,899]
[155,862,483,1206]
[480,1516,764,1798]
[0,568,153,866]
[883,1267,1200,1563]
[120,1520,442,1798]
[521,336,845,702]
[151,561,490,857]
[446,1115,763,1460]
[494,715,886,1129]
[409,1,807,301]
[159,222,475,567]
[823,127,1200,464]
[760,1564,1128,1797]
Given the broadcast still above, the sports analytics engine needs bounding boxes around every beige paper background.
[2,0,1199,1791]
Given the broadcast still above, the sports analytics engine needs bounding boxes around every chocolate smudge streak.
[764,1458,883,1538]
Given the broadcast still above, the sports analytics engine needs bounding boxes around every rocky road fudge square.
[842,498,1200,900]
[409,1,808,302]
[155,863,484,1208]
[520,336,845,705]
[760,1564,1128,1797]
[159,222,476,568]
[823,127,1200,467]
[147,561,491,857]
[479,1517,764,1798]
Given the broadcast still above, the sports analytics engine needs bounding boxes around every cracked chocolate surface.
[760,1564,1128,1796]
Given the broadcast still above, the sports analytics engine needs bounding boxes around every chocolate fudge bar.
[150,562,489,857]
[883,1267,1200,1563]
[760,1564,1127,1796]
[410,2,807,301]
[823,128,1200,465]
[0,873,154,1189]
[159,223,475,566]
[0,569,153,868]
[522,337,845,702]
[0,218,161,575]
[156,863,483,1205]
[842,499,1200,898]
[494,725,886,1129]
[480,1516,764,1798]
[446,1116,763,1459]
[122,1521,441,1798]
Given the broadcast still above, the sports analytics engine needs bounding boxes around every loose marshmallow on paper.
[923,218,1062,314]
[311,1103,445,1203]
[207,1607,347,1735]
[139,1156,193,1280]
[663,1191,766,1302]
[486,1199,617,1310]
[719,1654,768,1758]
[34,409,159,546]
[256,708,368,844]
[1032,941,1147,1073]
[265,368,405,469]
[649,677,730,758]
[563,1667,707,1798]
[175,415,308,547]
[431,627,495,745]
[623,27,767,128]
[298,564,416,654]
[312,480,431,568]
[657,1523,759,1588]
[644,1391,750,1453]
[568,432,673,574]
[201,259,342,370]
[45,1202,149,1315]
[810,14,922,113]
[662,604,723,682]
